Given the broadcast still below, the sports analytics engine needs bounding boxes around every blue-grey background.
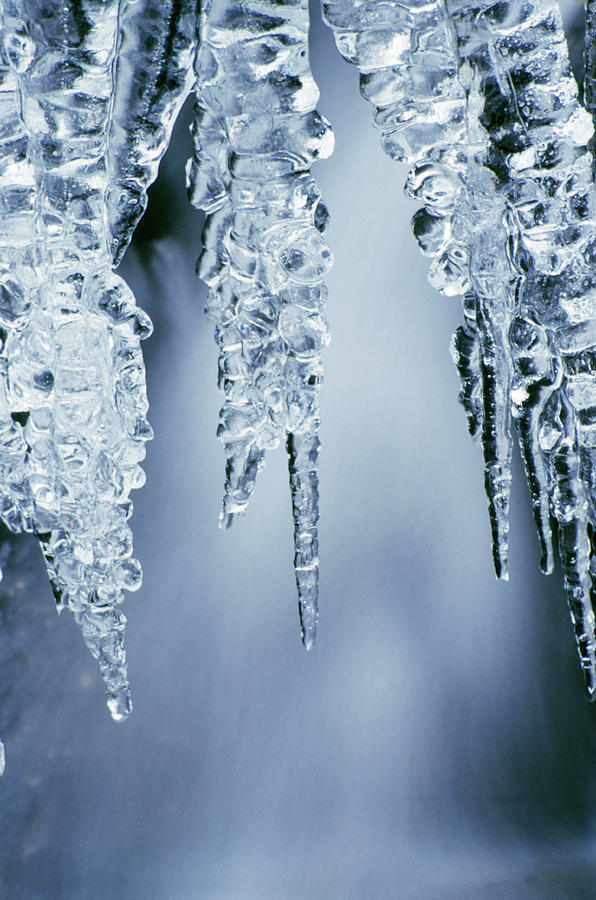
[1,2,596,897]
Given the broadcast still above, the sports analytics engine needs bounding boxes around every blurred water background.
[1,2,596,897]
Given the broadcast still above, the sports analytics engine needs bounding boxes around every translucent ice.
[107,0,197,265]
[3,0,596,747]
[0,0,153,719]
[322,0,596,696]
[189,0,333,647]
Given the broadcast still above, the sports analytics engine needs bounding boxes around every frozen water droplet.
[107,688,132,722]
[133,309,153,340]
[279,230,333,284]
[116,557,143,591]
[279,305,329,358]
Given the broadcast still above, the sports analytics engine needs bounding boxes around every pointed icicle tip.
[107,687,132,723]
[219,509,234,530]
[299,597,318,651]
[487,476,511,581]
[583,668,596,702]
[302,629,316,651]
[539,545,554,576]
[491,520,510,581]
[296,564,319,651]
[287,429,321,650]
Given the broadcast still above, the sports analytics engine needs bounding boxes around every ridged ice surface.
[188,0,333,647]
[0,0,153,720]
[107,0,197,265]
[0,41,35,543]
[322,0,596,697]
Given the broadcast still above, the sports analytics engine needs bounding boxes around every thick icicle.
[2,0,152,718]
[323,0,515,577]
[188,0,333,644]
[323,0,596,693]
[107,0,198,265]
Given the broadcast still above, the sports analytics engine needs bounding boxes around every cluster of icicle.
[3,0,596,754]
[0,0,331,747]
[323,0,596,697]
[187,0,333,647]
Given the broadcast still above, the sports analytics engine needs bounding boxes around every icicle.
[551,394,596,698]
[489,0,596,695]
[322,0,596,691]
[450,297,483,442]
[510,317,559,575]
[323,0,515,577]
[476,294,512,581]
[287,431,319,649]
[1,0,153,719]
[188,0,333,644]
[586,0,596,125]
[107,0,198,265]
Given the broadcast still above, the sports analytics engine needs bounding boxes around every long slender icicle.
[2,0,153,718]
[188,0,333,646]
[323,0,596,694]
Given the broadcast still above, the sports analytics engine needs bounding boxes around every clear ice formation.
[0,0,155,721]
[188,0,333,647]
[322,0,596,696]
[2,0,596,761]
[107,0,197,264]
